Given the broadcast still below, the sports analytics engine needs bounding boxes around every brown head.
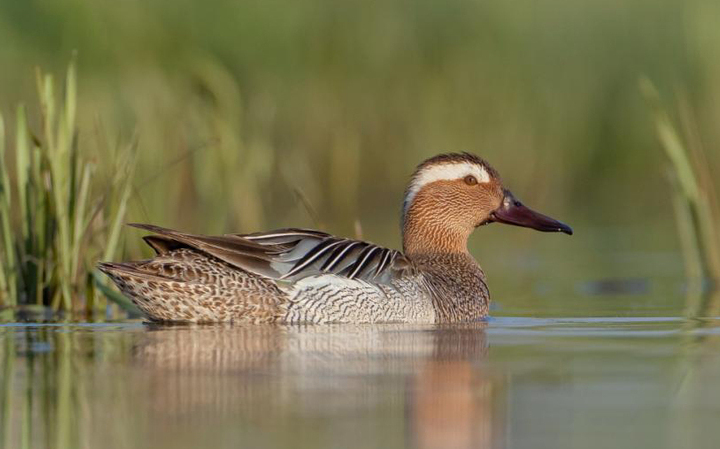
[401,152,572,255]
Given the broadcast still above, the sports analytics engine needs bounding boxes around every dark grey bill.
[488,190,573,235]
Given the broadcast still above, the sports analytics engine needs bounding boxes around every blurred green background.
[3,4,720,447]
[1,0,719,312]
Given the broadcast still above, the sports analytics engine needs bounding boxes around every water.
[2,315,720,449]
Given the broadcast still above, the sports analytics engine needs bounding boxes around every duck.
[98,152,572,324]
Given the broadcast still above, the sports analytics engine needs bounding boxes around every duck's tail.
[96,250,284,323]
[97,260,200,322]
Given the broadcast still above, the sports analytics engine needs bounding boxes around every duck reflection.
[410,326,499,449]
[132,322,504,449]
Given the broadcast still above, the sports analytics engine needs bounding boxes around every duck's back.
[98,224,438,324]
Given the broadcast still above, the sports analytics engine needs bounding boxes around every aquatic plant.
[641,79,720,316]
[0,60,136,313]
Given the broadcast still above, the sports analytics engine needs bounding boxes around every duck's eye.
[464,175,478,186]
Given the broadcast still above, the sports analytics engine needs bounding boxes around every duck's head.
[402,152,572,255]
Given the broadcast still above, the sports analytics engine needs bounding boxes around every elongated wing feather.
[130,224,414,284]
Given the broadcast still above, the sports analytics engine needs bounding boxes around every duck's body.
[99,153,571,324]
[99,227,488,323]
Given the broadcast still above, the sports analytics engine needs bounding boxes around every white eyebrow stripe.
[403,162,490,214]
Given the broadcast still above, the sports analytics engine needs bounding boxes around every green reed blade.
[102,142,137,264]
[71,163,93,282]
[36,70,55,154]
[671,175,705,316]
[30,144,46,305]
[63,59,77,148]
[15,106,30,243]
[45,61,80,311]
[640,79,702,203]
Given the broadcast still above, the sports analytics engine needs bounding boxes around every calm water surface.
[1,314,720,449]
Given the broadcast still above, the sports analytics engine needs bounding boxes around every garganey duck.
[98,152,572,323]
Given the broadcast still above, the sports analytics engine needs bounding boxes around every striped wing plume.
[130,224,414,284]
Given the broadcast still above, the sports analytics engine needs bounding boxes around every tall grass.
[0,61,136,314]
[641,79,720,317]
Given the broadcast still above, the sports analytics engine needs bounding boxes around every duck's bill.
[489,191,573,235]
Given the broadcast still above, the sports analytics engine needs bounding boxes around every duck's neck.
[402,202,472,256]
